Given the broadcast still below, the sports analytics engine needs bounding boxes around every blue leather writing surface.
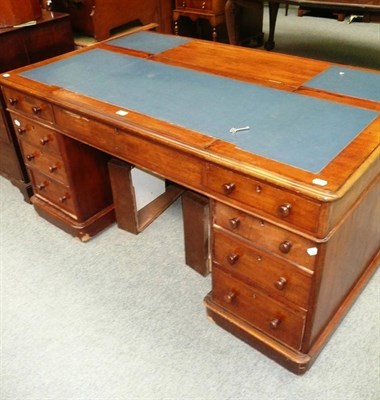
[106,31,191,54]
[21,48,378,173]
[304,66,380,103]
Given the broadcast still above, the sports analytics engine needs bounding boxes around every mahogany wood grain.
[212,201,317,270]
[213,229,313,309]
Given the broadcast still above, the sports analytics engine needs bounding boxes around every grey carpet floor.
[1,6,380,400]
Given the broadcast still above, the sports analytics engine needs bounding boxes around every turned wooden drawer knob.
[277,202,292,217]
[202,1,206,8]
[48,165,57,173]
[40,137,50,145]
[8,98,18,106]
[227,253,240,265]
[37,183,46,190]
[181,1,186,6]
[17,127,26,135]
[279,240,292,254]
[223,290,236,303]
[25,154,35,161]
[222,182,236,195]
[59,195,67,203]
[269,318,281,329]
[275,277,287,290]
[32,106,42,115]
[229,217,240,229]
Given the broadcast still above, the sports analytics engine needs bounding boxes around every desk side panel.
[304,175,380,350]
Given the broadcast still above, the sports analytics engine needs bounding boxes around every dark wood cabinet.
[0,11,74,73]
[173,0,227,41]
[0,0,41,28]
[0,10,74,200]
[52,0,174,40]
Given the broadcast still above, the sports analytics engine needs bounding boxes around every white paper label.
[307,247,318,256]
[312,178,328,186]
[115,110,128,116]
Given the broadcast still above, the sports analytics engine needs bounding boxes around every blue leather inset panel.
[106,31,191,54]
[21,49,378,173]
[304,66,380,103]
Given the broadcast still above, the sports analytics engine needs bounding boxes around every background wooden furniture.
[1,32,378,374]
[225,0,264,46]
[0,98,32,202]
[173,0,227,41]
[52,0,174,40]
[0,0,41,28]
[0,10,75,201]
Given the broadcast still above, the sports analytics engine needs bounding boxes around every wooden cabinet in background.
[52,0,174,40]
[0,10,74,200]
[0,0,41,28]
[173,0,227,41]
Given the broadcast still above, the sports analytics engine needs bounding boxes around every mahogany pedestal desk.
[1,31,379,374]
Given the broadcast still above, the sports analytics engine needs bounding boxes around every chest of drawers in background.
[173,0,227,41]
[3,87,115,240]
[0,10,74,201]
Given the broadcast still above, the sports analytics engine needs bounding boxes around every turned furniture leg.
[265,1,280,50]
[174,19,179,35]
[225,0,240,45]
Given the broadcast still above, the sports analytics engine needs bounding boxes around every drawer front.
[176,0,212,11]
[204,163,321,234]
[11,113,60,155]
[54,106,204,191]
[213,229,312,309]
[3,87,54,123]
[30,169,77,216]
[213,202,318,270]
[20,141,69,185]
[212,267,305,349]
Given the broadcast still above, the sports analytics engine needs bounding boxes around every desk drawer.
[30,169,76,217]
[176,0,214,11]
[54,106,204,190]
[213,230,312,309]
[212,267,305,349]
[20,141,69,185]
[3,87,54,123]
[11,113,60,155]
[205,163,321,234]
[213,202,318,270]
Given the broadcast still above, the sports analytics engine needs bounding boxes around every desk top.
[19,47,378,174]
[1,31,379,199]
